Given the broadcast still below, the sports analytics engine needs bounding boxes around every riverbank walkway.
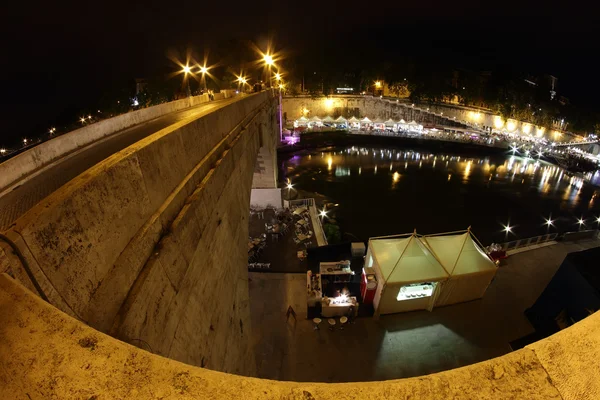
[248,236,600,382]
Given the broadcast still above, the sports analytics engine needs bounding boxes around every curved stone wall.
[1,273,598,399]
[0,92,279,375]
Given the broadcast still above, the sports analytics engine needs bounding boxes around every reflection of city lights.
[327,156,333,171]
[392,172,400,183]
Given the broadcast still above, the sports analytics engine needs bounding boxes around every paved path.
[248,237,600,382]
[0,96,240,231]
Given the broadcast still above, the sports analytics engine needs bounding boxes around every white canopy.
[309,116,321,122]
[408,120,419,125]
[297,116,308,122]
[384,118,396,126]
[322,116,335,123]
[348,116,360,123]
[399,119,406,123]
[370,234,449,285]
[335,116,347,122]
[423,231,497,306]
[372,117,385,124]
[360,117,372,123]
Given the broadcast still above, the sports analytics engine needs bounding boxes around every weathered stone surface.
[2,92,275,376]
[0,274,576,399]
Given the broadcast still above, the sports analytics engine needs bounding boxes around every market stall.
[308,116,322,129]
[372,117,386,131]
[360,117,373,130]
[384,118,396,131]
[366,233,449,315]
[422,229,497,307]
[294,116,309,128]
[335,116,347,129]
[322,116,335,127]
[348,116,360,130]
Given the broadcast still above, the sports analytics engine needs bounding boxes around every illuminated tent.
[360,117,372,123]
[322,116,335,123]
[422,229,497,307]
[309,116,322,122]
[366,233,449,315]
[384,118,396,127]
[335,116,347,123]
[294,116,309,127]
[347,116,360,123]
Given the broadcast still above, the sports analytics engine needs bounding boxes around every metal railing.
[499,233,558,252]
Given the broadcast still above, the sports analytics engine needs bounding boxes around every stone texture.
[0,274,577,399]
[1,92,276,376]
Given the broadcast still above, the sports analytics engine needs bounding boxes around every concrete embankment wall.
[0,91,278,375]
[0,90,235,192]
[282,96,452,126]
[2,272,599,399]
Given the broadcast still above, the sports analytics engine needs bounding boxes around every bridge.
[1,91,599,399]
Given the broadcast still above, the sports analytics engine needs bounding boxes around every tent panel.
[377,284,432,315]
[453,236,497,275]
[370,237,411,280]
[434,270,496,307]
[387,238,449,284]
[423,234,466,273]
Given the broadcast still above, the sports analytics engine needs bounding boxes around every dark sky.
[1,0,599,145]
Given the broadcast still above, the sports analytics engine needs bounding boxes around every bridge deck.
[0,96,241,231]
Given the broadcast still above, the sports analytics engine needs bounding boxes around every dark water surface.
[281,146,600,245]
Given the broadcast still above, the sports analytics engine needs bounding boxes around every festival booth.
[360,117,373,130]
[397,119,408,131]
[422,229,498,307]
[348,116,361,130]
[366,233,449,315]
[322,116,335,126]
[294,116,309,128]
[372,117,386,131]
[308,116,322,129]
[335,116,348,129]
[407,120,423,132]
[384,118,396,131]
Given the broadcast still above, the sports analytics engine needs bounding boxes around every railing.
[499,233,558,252]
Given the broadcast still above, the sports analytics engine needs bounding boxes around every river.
[280,145,600,245]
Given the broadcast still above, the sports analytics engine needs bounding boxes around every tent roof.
[370,235,449,284]
[322,116,335,122]
[373,117,385,123]
[309,116,321,122]
[361,117,372,122]
[408,120,418,125]
[297,116,308,122]
[423,232,496,276]
[399,119,406,123]
[385,119,396,124]
[335,116,347,122]
[348,116,360,122]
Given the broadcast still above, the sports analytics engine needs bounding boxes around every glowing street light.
[274,72,281,81]
[319,209,328,218]
[286,182,293,190]
[182,64,192,96]
[199,65,209,90]
[23,138,27,145]
[80,117,86,124]
[182,65,191,74]
[263,54,274,66]
[596,216,600,224]
[0,148,6,154]
[502,222,513,235]
[577,217,585,226]
[544,217,554,227]
[374,81,381,88]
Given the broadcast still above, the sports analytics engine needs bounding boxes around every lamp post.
[263,54,274,89]
[182,65,192,97]
[199,65,208,91]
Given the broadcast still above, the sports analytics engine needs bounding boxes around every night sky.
[2,1,599,145]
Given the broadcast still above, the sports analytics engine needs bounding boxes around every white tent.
[322,116,335,123]
[309,116,322,122]
[366,233,449,315]
[384,118,396,127]
[335,116,347,123]
[360,117,372,123]
[347,116,360,123]
[423,231,497,307]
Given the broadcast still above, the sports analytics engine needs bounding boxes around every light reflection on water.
[283,146,600,244]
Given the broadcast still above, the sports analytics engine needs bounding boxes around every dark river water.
[281,145,600,245]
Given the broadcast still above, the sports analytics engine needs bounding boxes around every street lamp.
[199,65,209,91]
[182,65,192,97]
[0,148,6,154]
[263,54,274,66]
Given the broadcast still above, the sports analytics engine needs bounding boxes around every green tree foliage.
[324,223,341,244]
